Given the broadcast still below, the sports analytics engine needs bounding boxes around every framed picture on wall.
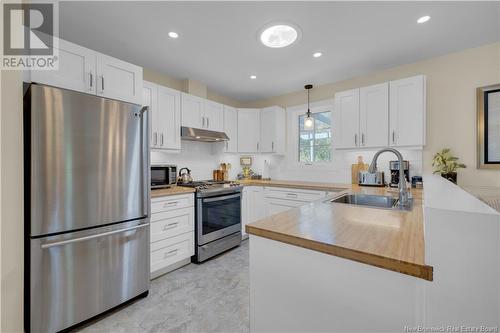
[477,84,500,168]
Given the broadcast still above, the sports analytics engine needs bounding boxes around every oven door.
[197,192,241,245]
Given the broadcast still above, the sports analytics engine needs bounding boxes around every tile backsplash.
[151,141,423,184]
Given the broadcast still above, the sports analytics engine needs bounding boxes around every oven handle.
[202,193,241,203]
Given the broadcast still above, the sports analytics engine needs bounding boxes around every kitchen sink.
[331,193,412,211]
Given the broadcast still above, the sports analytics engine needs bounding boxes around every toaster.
[358,171,385,187]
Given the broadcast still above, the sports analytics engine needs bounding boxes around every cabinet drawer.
[151,193,194,213]
[264,187,326,202]
[151,232,194,273]
[151,207,194,242]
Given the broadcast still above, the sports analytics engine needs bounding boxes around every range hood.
[181,126,229,142]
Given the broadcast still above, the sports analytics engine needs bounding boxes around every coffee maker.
[389,160,410,188]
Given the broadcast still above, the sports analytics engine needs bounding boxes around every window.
[299,111,332,163]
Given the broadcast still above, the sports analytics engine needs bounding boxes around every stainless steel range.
[179,180,242,262]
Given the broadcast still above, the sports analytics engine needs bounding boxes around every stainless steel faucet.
[368,148,410,206]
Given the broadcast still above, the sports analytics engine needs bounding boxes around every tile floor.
[78,240,249,333]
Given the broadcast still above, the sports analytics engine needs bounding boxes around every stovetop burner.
[177,180,242,195]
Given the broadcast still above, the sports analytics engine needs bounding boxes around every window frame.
[286,100,335,169]
[298,111,332,164]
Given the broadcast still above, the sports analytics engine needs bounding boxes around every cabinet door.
[224,106,238,153]
[260,106,286,154]
[334,89,360,149]
[241,187,251,236]
[143,81,159,148]
[252,187,266,222]
[389,75,426,147]
[181,93,203,129]
[157,86,181,150]
[204,100,224,132]
[31,38,96,94]
[96,53,143,104]
[238,109,261,153]
[360,83,389,148]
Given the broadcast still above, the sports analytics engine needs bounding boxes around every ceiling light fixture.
[303,84,314,129]
[417,16,431,24]
[250,75,257,79]
[260,24,299,48]
[168,31,179,38]
[313,52,322,58]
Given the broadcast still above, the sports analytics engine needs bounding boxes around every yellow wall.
[143,69,243,107]
[241,43,500,187]
[0,70,24,332]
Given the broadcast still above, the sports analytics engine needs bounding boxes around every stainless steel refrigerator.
[24,84,150,332]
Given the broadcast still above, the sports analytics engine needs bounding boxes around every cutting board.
[351,156,368,184]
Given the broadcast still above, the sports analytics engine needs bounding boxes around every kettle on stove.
[177,167,193,184]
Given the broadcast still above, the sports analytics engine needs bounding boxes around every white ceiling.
[59,1,500,102]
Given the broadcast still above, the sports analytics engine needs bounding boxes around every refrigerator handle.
[41,223,149,249]
[140,106,151,218]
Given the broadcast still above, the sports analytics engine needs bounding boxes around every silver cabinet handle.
[163,222,179,231]
[272,141,274,151]
[163,201,178,208]
[202,117,205,128]
[355,134,358,146]
[88,72,93,90]
[100,76,104,93]
[392,131,395,144]
[164,249,178,258]
[41,223,149,249]
[153,132,157,146]
[207,117,209,128]
[257,142,259,151]
[286,193,298,198]
[361,133,365,146]
[160,133,164,146]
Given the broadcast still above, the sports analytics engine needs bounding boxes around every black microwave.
[151,164,177,189]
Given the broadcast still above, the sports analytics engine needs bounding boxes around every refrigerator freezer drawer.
[29,220,150,333]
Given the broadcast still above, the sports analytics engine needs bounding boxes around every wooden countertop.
[151,186,196,198]
[245,182,431,281]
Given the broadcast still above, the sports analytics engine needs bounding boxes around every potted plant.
[432,148,466,184]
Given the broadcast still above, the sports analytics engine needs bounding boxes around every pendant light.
[303,84,314,129]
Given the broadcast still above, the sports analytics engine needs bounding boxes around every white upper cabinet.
[389,75,426,147]
[203,100,224,132]
[180,93,224,131]
[238,108,261,153]
[157,86,181,150]
[143,82,158,148]
[223,105,238,153]
[31,39,96,94]
[96,53,143,104]
[359,82,389,148]
[334,89,360,149]
[181,93,204,128]
[260,106,286,154]
[30,38,143,105]
[144,81,181,151]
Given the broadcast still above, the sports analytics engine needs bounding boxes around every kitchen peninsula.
[246,176,500,332]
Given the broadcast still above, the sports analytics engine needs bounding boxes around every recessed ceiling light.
[417,16,431,24]
[168,31,179,39]
[313,52,322,58]
[250,75,257,79]
[260,24,299,48]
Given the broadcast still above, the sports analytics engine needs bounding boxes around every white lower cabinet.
[242,186,328,233]
[241,186,265,236]
[150,193,194,278]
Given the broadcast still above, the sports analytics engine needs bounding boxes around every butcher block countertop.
[151,186,196,198]
[245,181,431,281]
